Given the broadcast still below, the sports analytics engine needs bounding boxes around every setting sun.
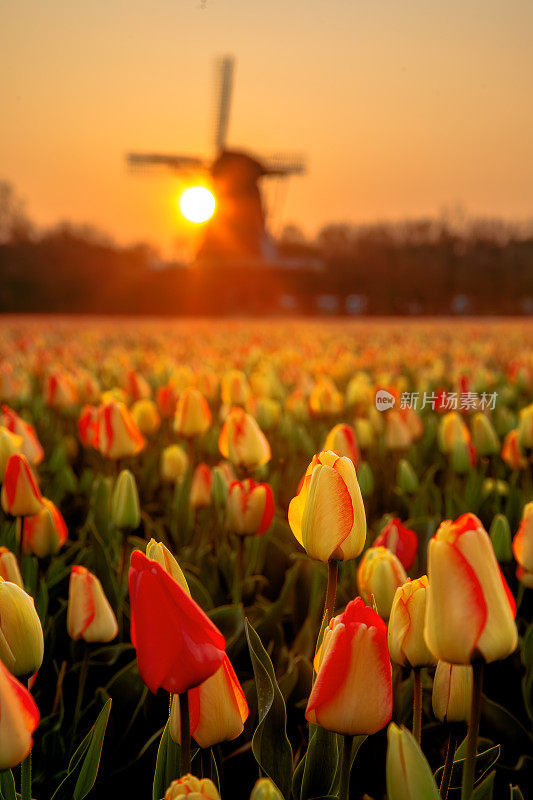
[179,186,216,224]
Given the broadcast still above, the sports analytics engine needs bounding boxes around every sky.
[2,0,533,256]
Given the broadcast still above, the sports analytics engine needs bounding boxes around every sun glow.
[179,186,216,224]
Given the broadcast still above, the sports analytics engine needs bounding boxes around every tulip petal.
[302,465,354,562]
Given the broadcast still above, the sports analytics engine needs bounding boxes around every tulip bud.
[126,370,151,402]
[502,429,528,470]
[309,378,344,417]
[402,407,424,441]
[354,418,374,450]
[165,774,220,800]
[44,370,78,409]
[306,597,392,735]
[388,577,436,668]
[472,413,500,456]
[397,458,419,494]
[0,579,44,678]
[160,444,189,483]
[425,513,518,663]
[249,779,284,800]
[451,438,476,474]
[174,387,212,438]
[357,461,374,496]
[170,654,248,748]
[227,479,274,536]
[221,369,251,407]
[513,503,533,587]
[0,427,23,480]
[190,463,212,509]
[156,384,178,419]
[432,660,473,723]
[489,514,513,563]
[386,723,440,800]
[97,401,145,460]
[67,566,118,643]
[384,411,412,451]
[130,399,161,436]
[22,498,68,558]
[78,404,99,449]
[357,547,407,619]
[1,454,43,517]
[0,547,24,588]
[518,403,533,448]
[0,660,40,769]
[374,518,418,571]
[438,412,470,454]
[288,450,366,562]
[247,396,282,431]
[323,424,360,467]
[145,540,190,593]
[218,407,271,468]
[346,376,373,413]
[111,470,141,530]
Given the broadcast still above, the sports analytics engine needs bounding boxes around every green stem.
[72,645,90,747]
[440,725,458,800]
[461,660,484,800]
[413,666,422,744]
[179,692,191,776]
[233,536,245,605]
[324,559,339,622]
[339,733,353,800]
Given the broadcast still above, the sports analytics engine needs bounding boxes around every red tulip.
[128,551,226,694]
[374,518,418,570]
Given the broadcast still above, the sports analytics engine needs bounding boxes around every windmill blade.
[213,55,235,154]
[260,152,307,177]
[126,153,206,172]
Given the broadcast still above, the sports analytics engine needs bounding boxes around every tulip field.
[1,316,533,800]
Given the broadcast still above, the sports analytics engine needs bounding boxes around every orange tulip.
[306,597,392,735]
[512,502,533,587]
[425,513,517,663]
[384,410,413,451]
[388,577,436,668]
[374,518,418,570]
[0,426,23,481]
[432,660,473,723]
[170,654,248,748]
[67,566,118,643]
[130,399,161,435]
[323,423,360,467]
[0,659,40,769]
[438,412,470,454]
[190,463,212,508]
[0,547,24,588]
[78,404,99,448]
[125,370,151,402]
[221,370,250,407]
[23,498,68,557]
[96,401,145,460]
[165,775,220,800]
[44,369,78,408]
[174,387,212,438]
[156,383,178,418]
[309,377,344,417]
[1,454,43,517]
[0,406,44,466]
[356,546,407,619]
[218,407,271,468]
[226,479,274,536]
[501,429,527,470]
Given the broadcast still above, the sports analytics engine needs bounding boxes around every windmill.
[126,56,306,266]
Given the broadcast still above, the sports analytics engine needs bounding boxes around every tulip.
[356,547,407,619]
[128,551,225,694]
[160,444,189,483]
[221,369,251,407]
[97,401,145,460]
[170,654,248,748]
[309,377,344,417]
[0,405,44,467]
[306,597,392,735]
[388,577,436,668]
[111,469,141,530]
[165,774,220,800]
[125,370,151,402]
[1,454,43,517]
[472,413,499,456]
[346,376,373,413]
[197,369,219,402]
[323,423,360,467]
[402,407,424,441]
[218,407,271,468]
[0,579,44,678]
[0,426,23,480]
[156,383,178,419]
[22,498,68,557]
[432,661,473,723]
[174,387,212,438]
[67,566,118,643]
[354,417,374,449]
[0,659,40,770]
[501,429,527,470]
[384,411,413,451]
[374,518,418,571]
[425,513,517,664]
[512,502,533,587]
[44,370,78,408]
[386,723,440,800]
[288,451,366,563]
[130,399,161,436]
[78,404,99,448]
[518,402,533,448]
[397,458,419,494]
[0,547,24,588]
[246,396,282,431]
[227,479,274,536]
[451,438,477,474]
[438,412,470,454]
[489,514,513,563]
[145,539,190,594]
[190,463,212,508]
[249,778,284,800]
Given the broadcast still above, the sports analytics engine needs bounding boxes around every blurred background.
[2,0,533,315]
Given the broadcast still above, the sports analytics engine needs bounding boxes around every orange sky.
[2,0,533,256]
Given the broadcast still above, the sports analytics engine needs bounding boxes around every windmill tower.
[126,56,306,267]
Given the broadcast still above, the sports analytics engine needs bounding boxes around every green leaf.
[434,744,500,789]
[152,721,180,800]
[0,770,16,800]
[471,770,495,799]
[300,726,340,800]
[51,699,112,800]
[245,619,293,799]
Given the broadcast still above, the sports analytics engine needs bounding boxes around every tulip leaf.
[245,619,293,799]
[433,744,500,790]
[0,770,16,800]
[510,788,525,800]
[51,698,112,800]
[152,721,180,800]
[471,770,495,799]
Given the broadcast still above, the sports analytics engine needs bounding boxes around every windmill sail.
[213,56,234,154]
